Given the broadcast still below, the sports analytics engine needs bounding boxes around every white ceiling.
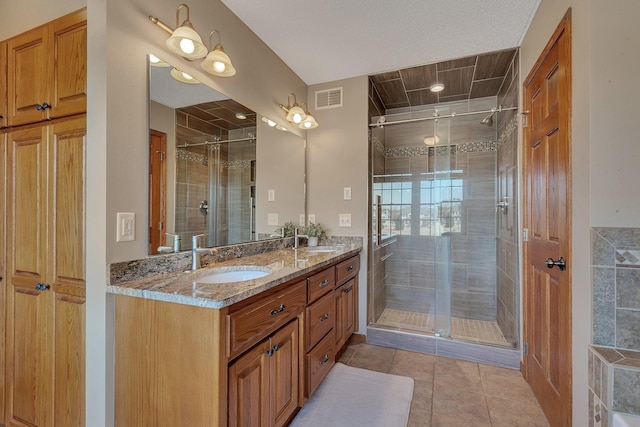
[221,0,540,85]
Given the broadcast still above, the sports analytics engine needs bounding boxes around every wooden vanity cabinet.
[6,9,86,126]
[335,256,359,350]
[0,41,7,128]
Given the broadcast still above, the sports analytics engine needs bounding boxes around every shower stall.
[367,96,521,368]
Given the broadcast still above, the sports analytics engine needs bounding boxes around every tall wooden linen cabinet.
[1,9,87,427]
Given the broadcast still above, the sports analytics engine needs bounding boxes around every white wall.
[306,77,369,332]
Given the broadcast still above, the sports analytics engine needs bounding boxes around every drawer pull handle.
[36,102,51,111]
[319,279,330,288]
[344,287,352,294]
[347,265,354,271]
[35,283,50,291]
[270,304,286,316]
[320,354,330,365]
[319,313,330,322]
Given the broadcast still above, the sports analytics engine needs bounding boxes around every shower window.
[420,178,463,235]
[373,176,412,236]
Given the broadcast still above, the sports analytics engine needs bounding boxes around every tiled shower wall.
[590,227,640,424]
[495,51,520,345]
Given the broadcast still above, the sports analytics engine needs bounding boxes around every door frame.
[521,8,573,426]
[149,129,167,254]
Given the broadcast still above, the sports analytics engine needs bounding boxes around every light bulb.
[303,121,312,129]
[267,120,276,127]
[149,54,161,64]
[293,113,302,123]
[213,61,226,73]
[181,71,194,80]
[179,38,195,54]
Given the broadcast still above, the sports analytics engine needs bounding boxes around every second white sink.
[197,266,272,284]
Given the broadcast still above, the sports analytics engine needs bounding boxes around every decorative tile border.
[177,148,208,165]
[615,248,640,268]
[497,115,518,147]
[383,140,496,158]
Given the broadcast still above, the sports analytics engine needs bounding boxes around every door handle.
[545,257,566,271]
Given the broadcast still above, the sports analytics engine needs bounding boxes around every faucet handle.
[192,234,206,247]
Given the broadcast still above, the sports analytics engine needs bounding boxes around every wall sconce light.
[149,54,170,67]
[170,68,200,84]
[279,93,319,129]
[201,30,236,77]
[164,4,207,59]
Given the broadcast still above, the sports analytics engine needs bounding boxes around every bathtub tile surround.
[590,227,640,425]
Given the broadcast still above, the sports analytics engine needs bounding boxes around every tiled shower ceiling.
[370,48,518,111]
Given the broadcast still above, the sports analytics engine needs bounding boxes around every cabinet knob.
[319,313,330,322]
[269,304,286,316]
[267,348,274,357]
[272,344,281,352]
[347,265,354,271]
[35,283,50,291]
[344,287,352,294]
[36,102,51,111]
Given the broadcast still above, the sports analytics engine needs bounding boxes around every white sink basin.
[303,246,339,253]
[196,266,271,284]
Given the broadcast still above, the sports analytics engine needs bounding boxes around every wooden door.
[335,278,357,350]
[5,126,52,427]
[7,26,49,126]
[270,319,299,427]
[0,41,7,128]
[228,340,270,427]
[149,129,167,254]
[49,117,86,427]
[522,11,572,427]
[48,10,87,119]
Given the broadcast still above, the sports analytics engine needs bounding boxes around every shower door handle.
[376,195,382,245]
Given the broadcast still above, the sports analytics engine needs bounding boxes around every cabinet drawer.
[306,330,335,398]
[228,281,306,359]
[336,255,359,284]
[306,291,335,351]
[307,267,335,304]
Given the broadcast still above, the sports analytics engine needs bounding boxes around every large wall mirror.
[148,54,306,255]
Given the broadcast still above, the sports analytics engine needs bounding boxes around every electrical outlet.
[116,212,135,242]
[268,189,275,201]
[338,214,351,227]
[344,187,352,200]
[267,213,279,226]
[308,214,316,224]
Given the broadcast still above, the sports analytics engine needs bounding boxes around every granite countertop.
[106,245,361,309]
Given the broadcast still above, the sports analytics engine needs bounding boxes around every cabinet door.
[48,10,87,118]
[6,126,52,427]
[49,118,86,427]
[7,26,49,126]
[335,278,357,350]
[270,319,299,427]
[228,341,270,427]
[0,41,7,128]
[0,131,6,424]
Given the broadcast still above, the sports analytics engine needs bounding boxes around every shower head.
[480,112,494,126]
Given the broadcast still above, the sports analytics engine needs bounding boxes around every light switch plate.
[339,214,351,227]
[308,214,316,224]
[344,187,352,200]
[117,212,135,242]
[268,189,275,201]
[267,213,279,226]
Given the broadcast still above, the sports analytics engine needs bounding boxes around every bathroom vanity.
[108,245,360,426]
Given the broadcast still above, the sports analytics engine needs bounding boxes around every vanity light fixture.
[429,83,445,93]
[170,68,200,84]
[201,30,236,77]
[165,4,208,60]
[298,108,319,130]
[279,93,307,124]
[261,116,278,127]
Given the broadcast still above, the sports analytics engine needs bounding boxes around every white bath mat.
[290,363,414,427]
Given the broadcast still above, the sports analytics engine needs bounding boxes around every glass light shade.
[166,26,207,59]
[298,115,318,129]
[286,105,306,124]
[170,68,200,84]
[261,117,277,127]
[423,135,440,146]
[429,83,445,93]
[201,45,236,77]
[149,54,170,67]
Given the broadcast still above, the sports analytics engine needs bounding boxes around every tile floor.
[337,342,549,427]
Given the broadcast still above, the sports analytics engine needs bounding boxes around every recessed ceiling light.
[235,112,247,120]
[430,83,445,93]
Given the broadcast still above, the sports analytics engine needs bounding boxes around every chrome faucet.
[157,233,181,253]
[191,234,213,270]
[294,227,308,249]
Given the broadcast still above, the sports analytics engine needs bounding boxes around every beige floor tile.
[432,390,491,427]
[337,345,356,364]
[347,343,396,373]
[485,394,549,427]
[411,380,434,411]
[408,407,432,427]
[390,349,436,382]
[434,357,484,395]
[479,363,536,401]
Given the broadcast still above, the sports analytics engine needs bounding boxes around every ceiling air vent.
[315,87,343,110]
